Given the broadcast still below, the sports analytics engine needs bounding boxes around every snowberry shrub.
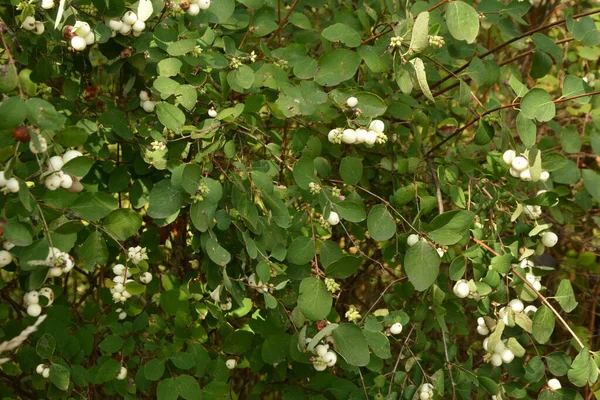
[0,0,600,398]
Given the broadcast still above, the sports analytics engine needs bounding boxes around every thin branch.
[265,0,300,47]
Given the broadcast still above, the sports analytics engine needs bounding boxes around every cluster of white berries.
[389,322,403,335]
[308,341,337,371]
[519,259,543,291]
[64,21,96,52]
[183,0,211,16]
[328,107,388,146]
[484,338,515,367]
[108,12,146,38]
[418,383,434,400]
[428,35,445,48]
[43,150,83,191]
[225,359,237,369]
[502,150,550,182]
[524,204,543,219]
[21,16,45,35]
[407,234,446,258]
[476,317,490,335]
[128,246,149,265]
[110,264,133,303]
[497,299,537,326]
[139,90,156,112]
[43,247,74,278]
[0,171,20,194]
[23,287,54,317]
[36,363,51,378]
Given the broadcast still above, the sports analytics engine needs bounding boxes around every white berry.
[511,156,528,172]
[369,120,385,133]
[29,137,47,153]
[140,272,153,284]
[541,231,558,248]
[327,211,340,226]
[509,299,524,313]
[34,21,45,35]
[502,150,516,165]
[406,234,419,247]
[314,344,328,357]
[509,168,520,178]
[22,16,36,31]
[346,97,358,107]
[122,11,138,25]
[453,280,470,299]
[547,378,561,391]
[132,20,146,32]
[71,36,87,51]
[139,90,150,102]
[41,0,54,9]
[60,174,73,189]
[226,359,237,369]
[341,129,357,144]
[42,368,50,378]
[520,168,532,181]
[142,100,156,113]
[118,311,127,320]
[500,349,514,363]
[322,351,337,366]
[5,178,19,193]
[27,303,42,317]
[36,364,46,374]
[197,0,211,10]
[208,109,218,118]
[45,174,62,191]
[476,325,489,335]
[355,129,367,143]
[187,3,201,15]
[47,156,64,171]
[39,287,54,305]
[490,353,502,367]
[84,32,95,45]
[119,23,132,35]
[24,291,40,305]
[116,366,127,380]
[109,18,123,31]
[390,322,403,335]
[0,250,12,268]
[364,130,377,145]
[540,170,550,182]
[74,21,91,37]
[113,264,126,275]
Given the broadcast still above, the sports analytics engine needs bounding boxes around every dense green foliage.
[1,0,600,398]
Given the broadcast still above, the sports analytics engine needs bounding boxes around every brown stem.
[265,0,300,47]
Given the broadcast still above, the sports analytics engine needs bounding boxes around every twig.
[438,318,457,400]
[388,324,415,396]
[265,0,300,47]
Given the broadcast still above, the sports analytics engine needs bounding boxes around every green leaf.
[99,335,124,353]
[325,256,362,279]
[147,180,184,218]
[207,0,234,22]
[62,156,94,178]
[445,1,480,43]
[95,358,121,384]
[571,16,600,46]
[411,57,433,102]
[409,11,430,53]
[287,236,315,265]
[125,281,146,295]
[157,58,183,77]
[156,102,186,132]
[339,156,362,185]
[367,205,396,242]
[55,126,88,147]
[26,98,65,131]
[145,359,166,381]
[331,324,370,367]
[353,92,387,117]
[404,241,441,291]
[102,209,142,240]
[532,305,555,344]
[521,88,556,122]
[157,378,179,400]
[293,157,315,190]
[322,23,361,48]
[170,352,195,370]
[320,240,343,267]
[426,210,474,245]
[176,374,202,400]
[36,333,56,359]
[298,277,331,321]
[49,364,70,391]
[167,39,196,56]
[4,221,33,246]
[70,193,117,221]
[568,348,598,387]
[206,237,231,266]
[516,112,536,148]
[315,49,361,87]
[555,280,578,313]
[98,109,133,139]
[363,330,392,359]
[0,97,27,129]
[227,65,255,91]
[582,169,600,202]
[562,75,591,104]
[335,200,366,222]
